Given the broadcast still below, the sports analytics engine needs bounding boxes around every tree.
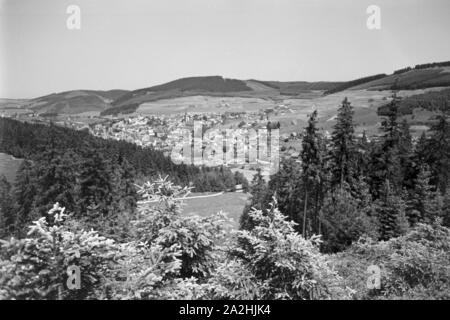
[300,110,327,236]
[268,158,303,224]
[398,119,414,190]
[376,181,409,240]
[330,97,356,188]
[320,183,378,252]
[354,131,372,178]
[0,175,14,238]
[407,165,443,225]
[13,160,38,236]
[370,94,403,197]
[230,204,352,299]
[0,203,118,300]
[427,113,450,193]
[240,168,269,230]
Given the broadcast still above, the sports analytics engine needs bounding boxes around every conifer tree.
[330,97,355,188]
[376,180,409,240]
[300,110,326,236]
[408,165,442,225]
[398,119,414,190]
[370,94,403,197]
[13,160,38,236]
[267,158,303,225]
[354,131,371,178]
[240,168,269,230]
[427,113,450,192]
[0,175,14,238]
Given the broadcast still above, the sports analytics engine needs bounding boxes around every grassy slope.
[350,67,450,91]
[104,77,341,116]
[182,192,249,228]
[27,90,129,115]
[0,153,23,184]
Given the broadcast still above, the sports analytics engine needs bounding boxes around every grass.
[0,153,23,184]
[181,192,250,228]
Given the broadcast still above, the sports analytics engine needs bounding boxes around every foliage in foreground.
[1,178,449,300]
[329,220,450,300]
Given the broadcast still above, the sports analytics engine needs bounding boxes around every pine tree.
[320,184,378,252]
[354,131,371,178]
[240,168,269,230]
[427,113,450,193]
[330,97,355,188]
[398,119,414,190]
[77,150,114,218]
[370,93,403,197]
[414,132,429,166]
[268,158,303,224]
[300,110,326,236]
[13,160,38,236]
[376,180,409,240]
[0,175,14,238]
[408,165,443,225]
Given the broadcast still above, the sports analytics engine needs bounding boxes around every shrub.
[222,204,353,299]
[320,187,379,252]
[0,203,118,300]
[329,221,450,300]
[131,177,231,279]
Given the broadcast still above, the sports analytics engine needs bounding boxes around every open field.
[0,153,23,184]
[270,87,450,136]
[181,192,250,229]
[137,95,280,115]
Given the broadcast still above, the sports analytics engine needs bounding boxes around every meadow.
[0,153,23,184]
[181,192,249,228]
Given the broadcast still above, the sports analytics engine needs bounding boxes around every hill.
[111,76,252,106]
[350,67,450,91]
[251,80,342,94]
[102,76,342,116]
[378,87,450,117]
[327,61,450,94]
[25,89,129,115]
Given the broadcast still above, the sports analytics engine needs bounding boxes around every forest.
[0,93,449,300]
[0,117,247,237]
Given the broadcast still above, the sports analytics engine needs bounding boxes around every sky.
[0,0,449,98]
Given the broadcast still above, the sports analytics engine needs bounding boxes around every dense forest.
[378,88,450,116]
[0,93,449,300]
[0,118,247,237]
[242,95,450,247]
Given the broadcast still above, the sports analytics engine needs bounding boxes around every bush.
[0,203,118,300]
[329,221,450,300]
[223,204,353,299]
[320,187,379,252]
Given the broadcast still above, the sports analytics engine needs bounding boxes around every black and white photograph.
[0,0,449,305]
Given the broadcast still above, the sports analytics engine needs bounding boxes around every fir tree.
[330,97,355,188]
[0,175,14,238]
[370,93,403,197]
[376,180,409,240]
[240,168,269,230]
[268,158,303,224]
[398,119,414,190]
[427,113,450,193]
[300,110,326,236]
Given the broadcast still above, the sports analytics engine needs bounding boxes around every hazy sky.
[1,0,449,98]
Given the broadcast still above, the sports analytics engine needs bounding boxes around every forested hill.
[0,117,245,237]
[0,117,199,184]
[0,117,241,189]
[325,61,450,95]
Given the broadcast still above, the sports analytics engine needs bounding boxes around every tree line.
[241,94,450,252]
